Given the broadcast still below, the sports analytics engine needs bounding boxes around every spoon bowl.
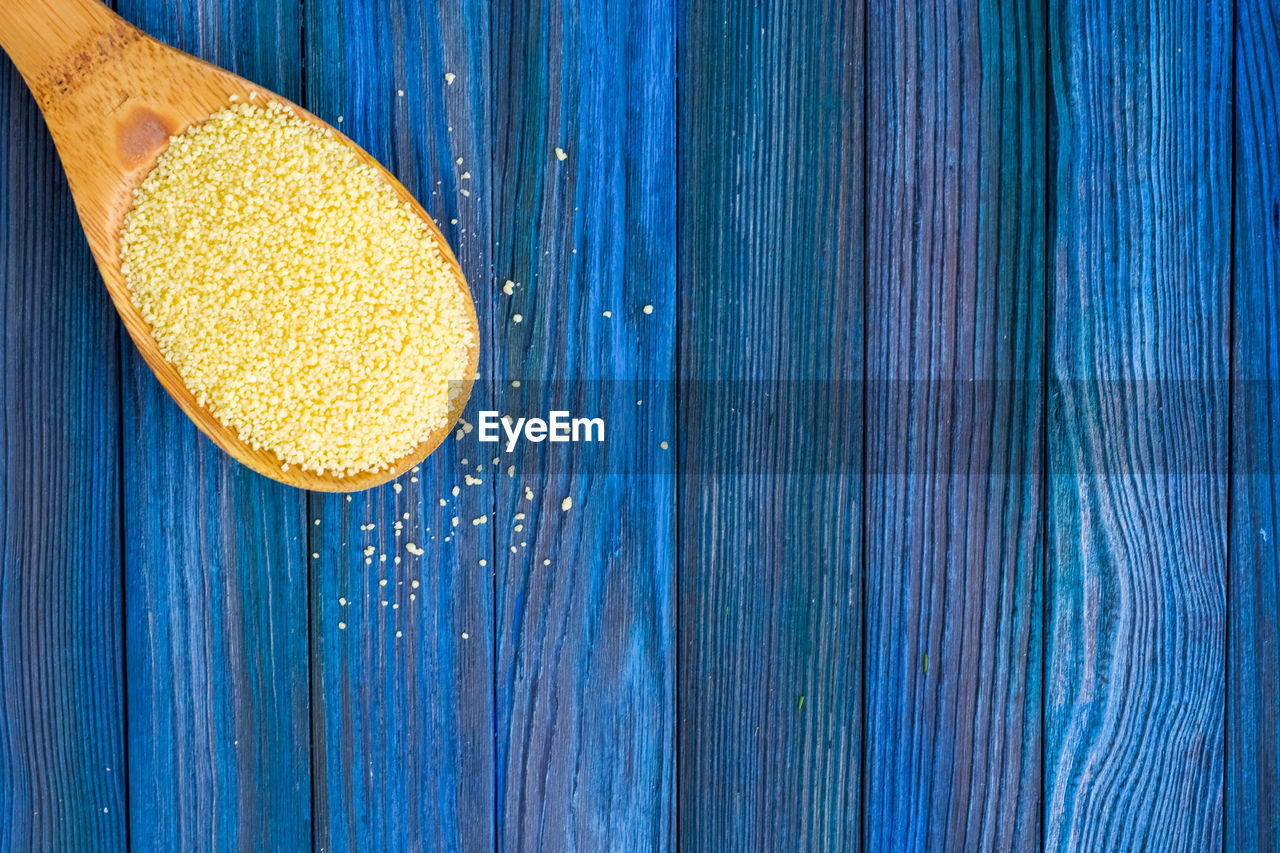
[0,0,479,491]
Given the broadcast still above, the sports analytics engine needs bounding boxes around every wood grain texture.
[0,58,127,852]
[115,0,312,848]
[304,0,495,849]
[1044,0,1230,848]
[862,0,1044,848]
[7,0,1279,848]
[1229,0,1280,847]
[677,1,863,849]
[491,0,676,847]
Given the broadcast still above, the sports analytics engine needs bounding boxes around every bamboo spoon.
[0,0,479,491]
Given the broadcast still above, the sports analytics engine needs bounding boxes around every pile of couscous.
[120,100,475,477]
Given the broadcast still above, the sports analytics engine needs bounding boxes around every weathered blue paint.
[1044,0,1231,849]
[304,0,496,849]
[678,1,864,849]
[0,0,1273,848]
[863,0,1045,848]
[0,50,127,853]
[490,0,676,848]
[113,0,313,849]
[1229,0,1280,847]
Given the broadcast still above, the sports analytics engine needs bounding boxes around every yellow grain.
[120,102,473,477]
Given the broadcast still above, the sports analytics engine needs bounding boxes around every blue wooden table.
[0,0,1273,849]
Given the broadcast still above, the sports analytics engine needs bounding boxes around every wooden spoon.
[0,0,480,491]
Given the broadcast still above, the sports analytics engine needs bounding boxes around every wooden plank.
[0,60,127,852]
[677,1,863,848]
[115,1,312,849]
[490,0,676,847]
[1229,0,1280,847]
[303,1,495,850]
[862,0,1044,847]
[1044,0,1230,847]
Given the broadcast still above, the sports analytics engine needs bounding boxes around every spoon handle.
[0,0,129,101]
